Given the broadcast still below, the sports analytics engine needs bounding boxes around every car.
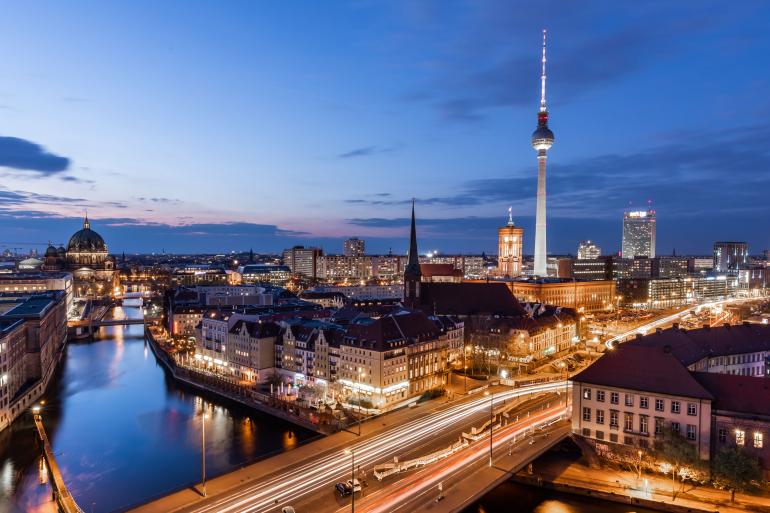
[281,508,296,513]
[335,482,350,496]
[346,479,362,493]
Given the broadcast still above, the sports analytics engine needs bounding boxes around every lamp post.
[484,390,493,467]
[344,448,355,512]
[463,345,468,394]
[200,407,207,497]
[637,449,643,480]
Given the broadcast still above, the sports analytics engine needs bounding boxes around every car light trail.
[186,381,567,513]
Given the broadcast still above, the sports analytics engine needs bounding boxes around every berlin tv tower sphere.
[531,111,554,151]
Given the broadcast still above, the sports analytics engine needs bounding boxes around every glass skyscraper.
[622,209,656,258]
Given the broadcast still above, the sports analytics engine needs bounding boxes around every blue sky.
[1,1,769,256]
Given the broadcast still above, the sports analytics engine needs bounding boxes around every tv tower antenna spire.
[540,29,547,113]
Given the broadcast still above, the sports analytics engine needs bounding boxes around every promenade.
[34,414,84,513]
[515,455,770,513]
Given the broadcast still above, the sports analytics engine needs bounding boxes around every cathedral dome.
[67,216,107,252]
[45,244,58,257]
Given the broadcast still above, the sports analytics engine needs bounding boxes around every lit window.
[736,429,745,446]
[754,432,763,449]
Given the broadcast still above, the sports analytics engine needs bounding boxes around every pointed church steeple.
[83,212,90,230]
[404,200,421,307]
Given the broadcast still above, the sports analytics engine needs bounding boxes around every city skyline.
[1,2,770,254]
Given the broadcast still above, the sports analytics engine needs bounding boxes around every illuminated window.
[754,432,763,449]
[736,429,745,446]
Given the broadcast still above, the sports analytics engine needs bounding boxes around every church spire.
[406,199,420,275]
[83,211,90,230]
[404,200,421,307]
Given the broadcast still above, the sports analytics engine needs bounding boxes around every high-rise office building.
[622,209,656,258]
[343,237,365,257]
[282,246,324,278]
[713,242,748,273]
[577,240,601,260]
[498,208,524,277]
[531,29,554,277]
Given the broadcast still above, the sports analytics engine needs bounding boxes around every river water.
[0,303,651,513]
[0,303,316,513]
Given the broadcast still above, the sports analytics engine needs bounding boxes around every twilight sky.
[1,1,769,256]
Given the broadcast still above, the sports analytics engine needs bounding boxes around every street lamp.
[484,390,493,467]
[344,448,355,512]
[200,408,207,497]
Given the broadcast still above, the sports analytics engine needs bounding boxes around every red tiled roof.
[419,263,462,277]
[570,345,714,400]
[628,324,770,366]
[691,372,770,417]
[417,282,526,317]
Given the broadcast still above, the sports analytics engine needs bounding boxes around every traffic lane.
[353,408,568,513]
[289,392,563,513]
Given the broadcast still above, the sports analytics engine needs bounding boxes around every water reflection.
[0,305,317,512]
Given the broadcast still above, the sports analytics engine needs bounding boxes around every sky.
[1,1,769,256]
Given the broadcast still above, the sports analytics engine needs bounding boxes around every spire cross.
[540,29,547,112]
[507,206,514,226]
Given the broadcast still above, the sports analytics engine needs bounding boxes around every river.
[0,303,317,513]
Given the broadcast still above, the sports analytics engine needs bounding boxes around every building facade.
[577,241,601,260]
[343,238,365,257]
[498,214,524,278]
[282,246,324,279]
[622,209,656,259]
[713,242,748,273]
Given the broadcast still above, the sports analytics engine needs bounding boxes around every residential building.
[501,278,616,314]
[0,272,74,315]
[343,238,365,257]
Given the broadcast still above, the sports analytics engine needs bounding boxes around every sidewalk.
[521,457,770,513]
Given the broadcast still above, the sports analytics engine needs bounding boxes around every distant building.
[0,272,74,315]
[282,246,324,278]
[237,264,291,286]
[343,238,365,257]
[498,211,524,277]
[713,242,748,273]
[577,241,601,260]
[617,276,727,309]
[652,256,692,279]
[622,209,656,259]
[171,265,231,287]
[573,257,614,281]
[419,263,463,283]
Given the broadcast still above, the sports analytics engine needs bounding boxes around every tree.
[712,446,762,503]
[653,425,704,497]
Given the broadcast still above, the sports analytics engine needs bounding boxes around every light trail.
[186,381,567,513]
[604,296,765,350]
[359,404,567,513]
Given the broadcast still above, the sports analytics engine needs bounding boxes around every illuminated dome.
[67,216,107,252]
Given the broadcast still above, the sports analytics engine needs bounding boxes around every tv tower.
[531,29,554,277]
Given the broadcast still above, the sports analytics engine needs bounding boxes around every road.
[604,296,766,349]
[175,381,568,513]
[345,403,568,513]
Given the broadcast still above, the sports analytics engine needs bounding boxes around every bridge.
[129,382,570,513]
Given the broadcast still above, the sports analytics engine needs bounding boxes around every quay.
[144,327,325,434]
[33,413,85,513]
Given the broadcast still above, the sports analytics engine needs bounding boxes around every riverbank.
[515,452,770,513]
[144,327,326,434]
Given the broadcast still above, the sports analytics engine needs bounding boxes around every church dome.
[57,246,66,255]
[45,244,58,257]
[67,216,107,252]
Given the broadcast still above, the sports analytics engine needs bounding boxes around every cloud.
[346,123,770,219]
[136,197,182,205]
[0,136,71,174]
[395,2,720,122]
[337,146,396,159]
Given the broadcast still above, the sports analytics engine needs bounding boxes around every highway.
[178,381,567,513]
